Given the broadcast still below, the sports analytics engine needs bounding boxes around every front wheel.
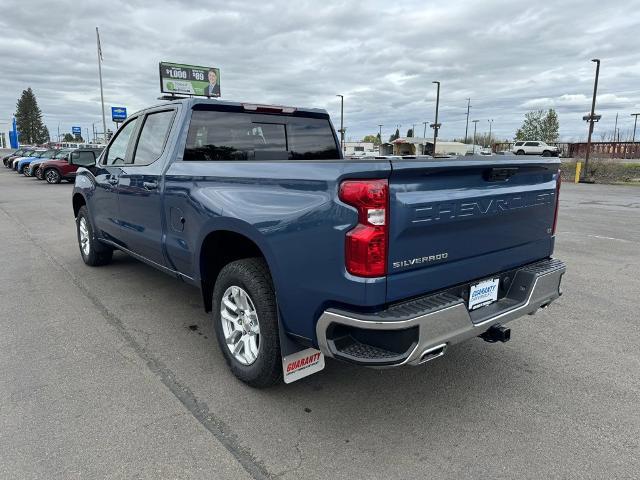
[45,168,61,184]
[76,206,113,266]
[36,167,44,180]
[212,258,282,388]
[542,150,551,157]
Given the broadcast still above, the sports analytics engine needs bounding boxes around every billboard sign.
[72,126,82,135]
[111,107,127,123]
[159,62,220,97]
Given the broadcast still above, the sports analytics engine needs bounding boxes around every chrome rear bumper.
[316,258,566,367]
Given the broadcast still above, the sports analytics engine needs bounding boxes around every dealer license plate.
[468,277,500,310]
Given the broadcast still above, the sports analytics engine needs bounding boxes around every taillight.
[552,170,561,235]
[339,179,389,277]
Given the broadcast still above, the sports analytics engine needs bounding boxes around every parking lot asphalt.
[0,168,638,479]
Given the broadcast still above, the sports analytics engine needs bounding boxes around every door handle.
[143,181,158,190]
[107,177,118,185]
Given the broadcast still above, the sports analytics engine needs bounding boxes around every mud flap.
[278,313,324,384]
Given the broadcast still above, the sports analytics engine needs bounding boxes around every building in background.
[391,137,471,156]
[344,141,375,156]
[0,119,11,149]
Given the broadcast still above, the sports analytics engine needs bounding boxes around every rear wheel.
[212,258,282,388]
[542,150,551,157]
[76,206,113,266]
[45,168,61,184]
[516,150,525,155]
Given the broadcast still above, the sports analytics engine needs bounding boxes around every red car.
[39,147,103,184]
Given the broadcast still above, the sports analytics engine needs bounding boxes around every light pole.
[412,123,416,137]
[431,81,441,157]
[336,95,344,154]
[472,120,479,154]
[464,98,471,143]
[487,119,494,148]
[631,113,640,159]
[378,124,383,153]
[583,58,600,181]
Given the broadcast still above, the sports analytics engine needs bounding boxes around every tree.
[540,109,559,143]
[388,128,400,143]
[363,134,380,145]
[41,126,50,143]
[15,88,49,145]
[406,128,414,137]
[515,109,559,143]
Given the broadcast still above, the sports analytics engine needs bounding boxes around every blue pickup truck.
[72,98,565,387]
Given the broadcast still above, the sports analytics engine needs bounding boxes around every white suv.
[511,141,559,157]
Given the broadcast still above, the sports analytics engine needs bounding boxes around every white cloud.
[0,0,639,142]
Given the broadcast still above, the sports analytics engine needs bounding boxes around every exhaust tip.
[419,344,447,364]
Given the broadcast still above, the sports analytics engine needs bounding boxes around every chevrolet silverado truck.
[72,98,565,387]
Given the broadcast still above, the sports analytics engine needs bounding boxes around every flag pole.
[96,27,107,144]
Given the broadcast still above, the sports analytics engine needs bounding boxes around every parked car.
[11,149,46,170]
[16,149,58,174]
[72,98,565,387]
[511,141,559,156]
[28,148,74,180]
[2,147,35,167]
[40,147,102,183]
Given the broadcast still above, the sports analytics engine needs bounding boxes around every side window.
[514,142,524,147]
[132,110,176,166]
[524,141,537,147]
[104,119,138,165]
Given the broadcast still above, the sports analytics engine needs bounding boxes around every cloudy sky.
[1,0,639,142]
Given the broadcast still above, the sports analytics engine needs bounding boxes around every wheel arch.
[72,192,87,218]
[198,227,277,313]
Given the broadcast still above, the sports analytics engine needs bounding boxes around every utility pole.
[582,59,600,181]
[472,120,479,154]
[464,98,471,143]
[487,119,494,148]
[96,27,107,145]
[431,81,441,157]
[378,124,383,153]
[412,123,415,137]
[614,112,619,157]
[422,121,428,154]
[631,113,640,159]
[336,95,344,154]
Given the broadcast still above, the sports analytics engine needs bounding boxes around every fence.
[492,141,640,159]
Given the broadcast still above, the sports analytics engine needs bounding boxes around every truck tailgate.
[386,158,560,302]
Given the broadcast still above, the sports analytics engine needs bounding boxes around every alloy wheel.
[79,217,90,256]
[220,286,260,365]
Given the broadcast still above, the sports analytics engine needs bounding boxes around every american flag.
[96,27,103,62]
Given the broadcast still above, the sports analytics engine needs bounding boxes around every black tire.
[45,168,61,184]
[76,206,113,266]
[516,150,525,155]
[542,150,551,157]
[36,167,44,180]
[212,258,282,388]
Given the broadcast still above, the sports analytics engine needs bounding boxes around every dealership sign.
[111,107,127,123]
[72,126,82,135]
[159,62,221,97]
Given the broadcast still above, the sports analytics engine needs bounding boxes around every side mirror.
[71,151,96,167]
